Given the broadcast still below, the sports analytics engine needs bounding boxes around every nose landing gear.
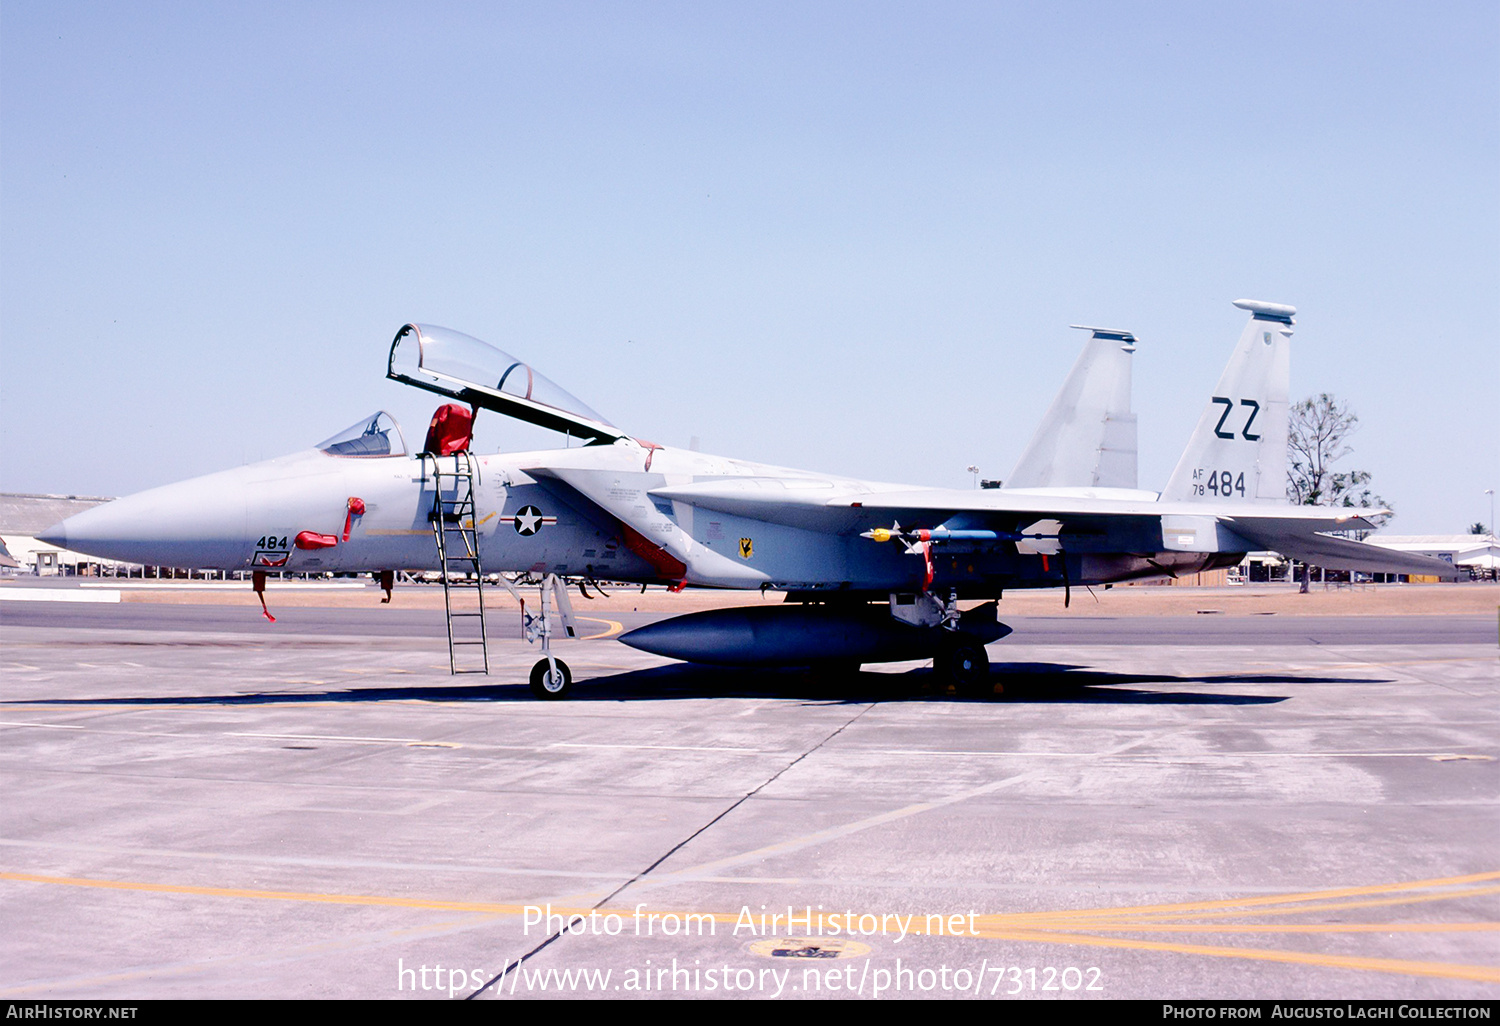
[497,573,578,700]
[529,657,573,700]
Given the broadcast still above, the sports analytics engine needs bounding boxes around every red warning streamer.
[252,570,275,623]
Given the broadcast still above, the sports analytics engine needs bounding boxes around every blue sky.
[3,1,1496,532]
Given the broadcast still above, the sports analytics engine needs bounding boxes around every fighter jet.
[40,300,1458,698]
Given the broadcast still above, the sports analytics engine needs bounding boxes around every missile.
[861,526,1005,543]
[861,522,1064,553]
[619,602,1011,667]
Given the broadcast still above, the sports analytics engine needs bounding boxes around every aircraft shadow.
[566,662,1373,705]
[12,662,1387,707]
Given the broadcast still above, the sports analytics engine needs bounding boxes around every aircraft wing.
[649,480,1369,532]
[650,480,1461,576]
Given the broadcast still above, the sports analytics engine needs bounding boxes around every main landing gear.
[934,633,992,696]
[926,588,995,697]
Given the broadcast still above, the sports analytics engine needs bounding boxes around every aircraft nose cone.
[46,471,253,568]
[35,520,67,548]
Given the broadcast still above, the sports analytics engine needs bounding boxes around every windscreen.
[316,411,408,457]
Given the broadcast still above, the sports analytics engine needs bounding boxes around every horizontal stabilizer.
[1230,524,1465,578]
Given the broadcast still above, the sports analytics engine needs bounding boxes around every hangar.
[0,492,114,575]
[1364,533,1500,580]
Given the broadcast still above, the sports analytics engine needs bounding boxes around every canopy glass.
[388,324,621,443]
[316,411,408,457]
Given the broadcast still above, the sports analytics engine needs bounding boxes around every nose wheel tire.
[934,636,992,697]
[530,658,573,700]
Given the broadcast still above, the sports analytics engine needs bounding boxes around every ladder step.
[427,453,489,677]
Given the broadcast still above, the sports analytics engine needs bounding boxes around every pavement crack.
[466,700,879,999]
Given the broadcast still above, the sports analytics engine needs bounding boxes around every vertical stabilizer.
[1007,327,1138,489]
[1161,300,1294,503]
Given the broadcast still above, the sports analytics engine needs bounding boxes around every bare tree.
[1286,394,1390,592]
[1286,393,1391,512]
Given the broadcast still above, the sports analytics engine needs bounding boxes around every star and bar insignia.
[500,505,557,536]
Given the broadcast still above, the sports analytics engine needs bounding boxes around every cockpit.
[387,323,622,444]
[317,411,408,457]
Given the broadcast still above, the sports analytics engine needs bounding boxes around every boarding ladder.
[424,450,489,674]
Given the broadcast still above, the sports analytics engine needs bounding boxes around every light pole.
[967,465,980,489]
[1487,488,1495,539]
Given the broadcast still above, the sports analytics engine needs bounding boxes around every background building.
[1364,533,1500,581]
[0,492,114,575]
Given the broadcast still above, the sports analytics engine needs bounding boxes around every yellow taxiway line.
[5,868,1498,984]
[576,616,623,640]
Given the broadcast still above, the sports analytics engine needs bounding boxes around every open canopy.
[387,324,623,444]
